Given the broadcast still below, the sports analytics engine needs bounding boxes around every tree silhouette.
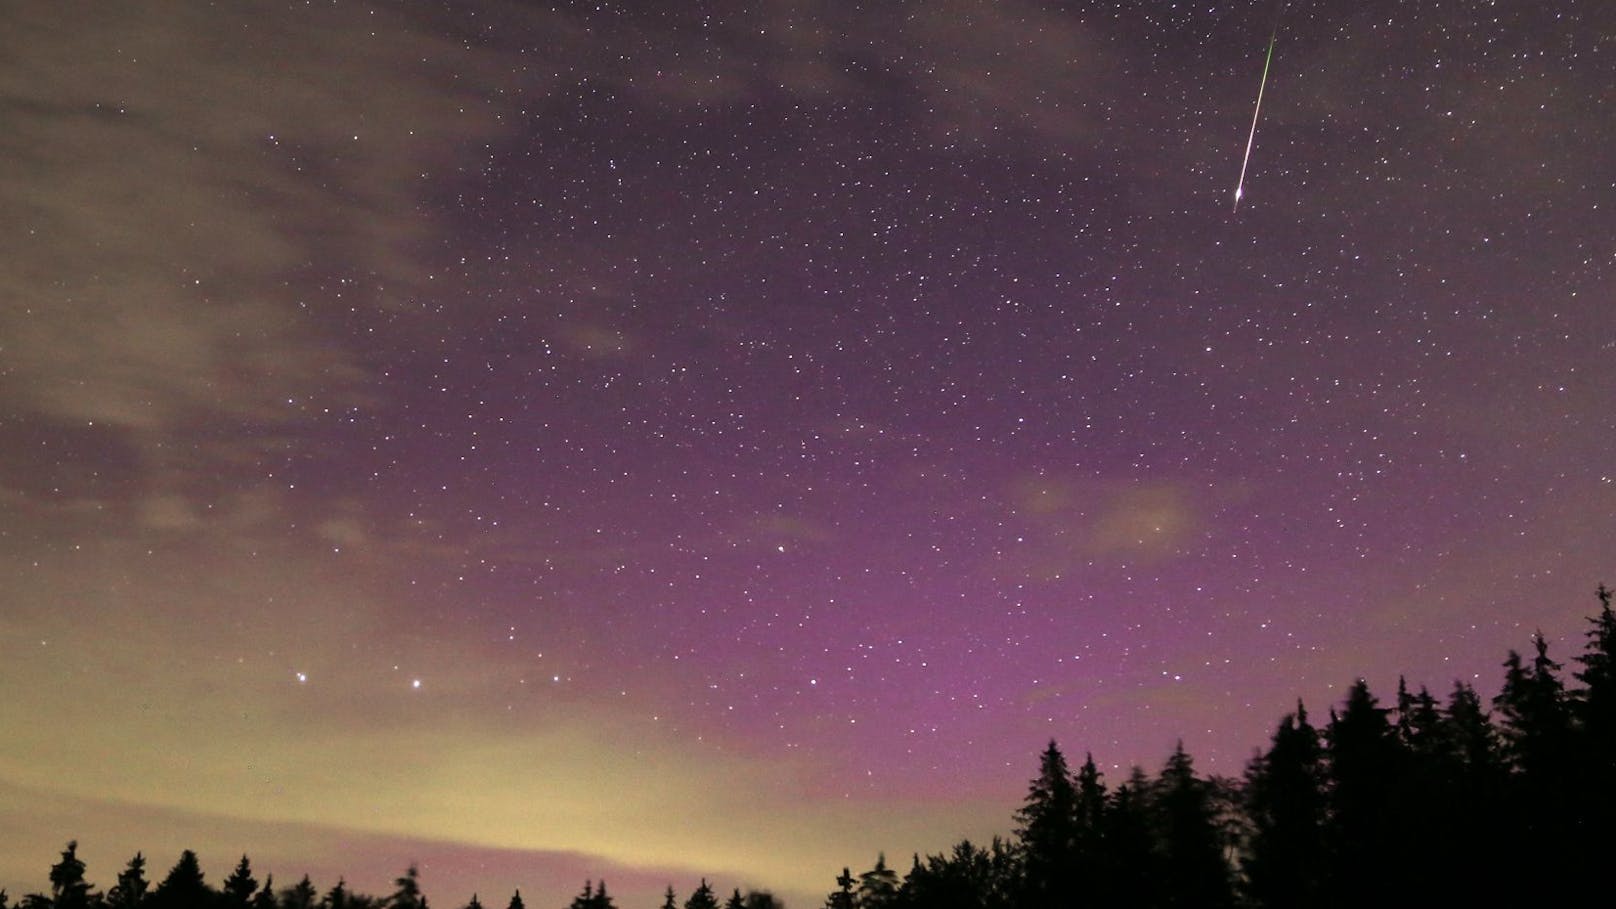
[386,867,425,909]
[1013,741,1078,909]
[564,882,613,909]
[1152,743,1233,909]
[322,878,349,909]
[252,878,277,909]
[222,856,258,908]
[1572,584,1616,882]
[681,881,717,909]
[48,841,93,909]
[281,876,319,909]
[1496,633,1571,777]
[1244,702,1325,908]
[822,868,855,909]
[659,887,677,909]
[1576,585,1616,745]
[856,855,899,909]
[724,890,744,909]
[504,890,522,909]
[1102,768,1158,908]
[1323,679,1406,907]
[896,838,1019,909]
[151,850,210,909]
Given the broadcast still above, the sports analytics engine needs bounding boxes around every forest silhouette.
[10,585,1615,909]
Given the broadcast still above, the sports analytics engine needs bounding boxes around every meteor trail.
[1233,14,1282,212]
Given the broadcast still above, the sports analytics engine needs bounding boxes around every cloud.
[996,476,1213,580]
[0,2,512,443]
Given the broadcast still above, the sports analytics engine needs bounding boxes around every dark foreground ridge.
[12,586,1616,909]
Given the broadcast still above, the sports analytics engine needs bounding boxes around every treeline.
[12,586,1616,909]
[0,851,780,909]
[823,584,1616,908]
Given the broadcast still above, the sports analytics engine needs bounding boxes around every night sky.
[2,1,1612,906]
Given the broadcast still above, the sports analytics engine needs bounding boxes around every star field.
[2,1,1612,907]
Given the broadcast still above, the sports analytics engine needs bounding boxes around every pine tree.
[1069,754,1109,905]
[107,853,149,909]
[1244,702,1325,909]
[1325,679,1407,907]
[682,880,717,909]
[1573,584,1616,881]
[387,868,425,909]
[282,876,319,909]
[1575,585,1616,762]
[1495,633,1572,776]
[222,856,258,908]
[567,883,594,909]
[1103,769,1159,908]
[1154,743,1233,909]
[822,869,855,909]
[724,890,744,909]
[504,890,522,909]
[1013,741,1078,909]
[153,850,210,909]
[322,879,349,909]
[857,856,898,909]
[251,877,276,909]
[49,841,93,909]
[461,896,482,909]
[660,887,677,909]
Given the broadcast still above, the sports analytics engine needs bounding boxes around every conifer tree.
[1244,702,1325,908]
[1153,743,1233,909]
[153,850,210,909]
[856,856,898,909]
[504,890,522,909]
[682,880,718,909]
[281,876,319,909]
[222,856,258,907]
[460,896,482,909]
[822,869,855,909]
[107,853,149,909]
[1572,585,1616,879]
[1103,769,1159,908]
[251,877,277,909]
[724,890,744,909]
[1068,754,1109,905]
[1325,680,1406,907]
[386,868,425,909]
[1013,742,1078,909]
[660,887,677,909]
[1575,585,1616,760]
[1495,633,1572,776]
[1443,681,1502,774]
[322,878,349,909]
[48,841,93,909]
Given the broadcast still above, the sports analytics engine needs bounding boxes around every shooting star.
[1233,12,1283,212]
